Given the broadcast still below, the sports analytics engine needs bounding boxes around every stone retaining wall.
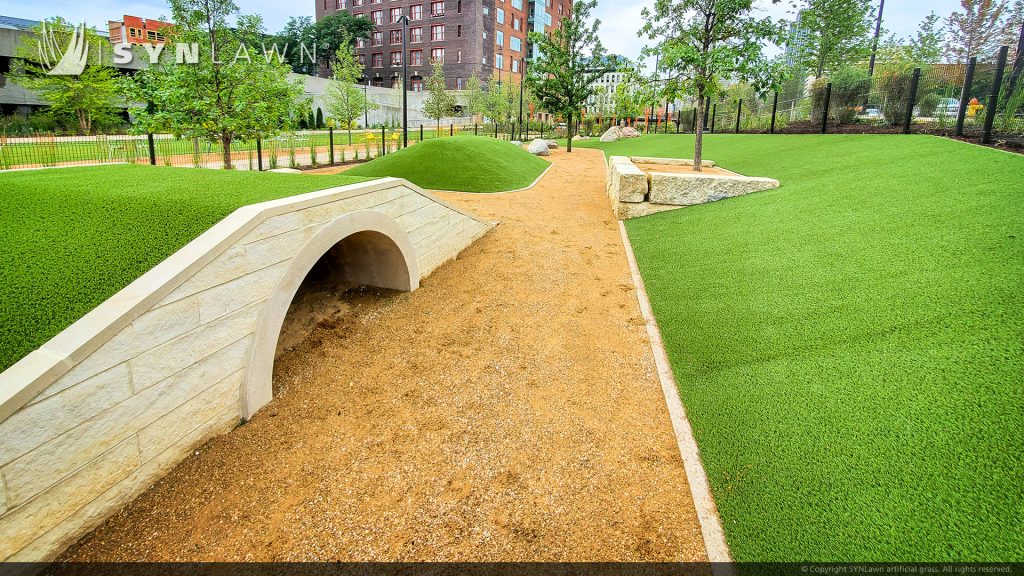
[0,178,492,561]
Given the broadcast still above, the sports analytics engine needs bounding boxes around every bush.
[917,93,941,117]
[876,65,915,126]
[829,67,871,125]
[809,78,828,124]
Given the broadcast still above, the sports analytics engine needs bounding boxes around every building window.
[431,24,445,41]
[356,37,367,48]
[457,1,462,13]
[411,77,424,91]
[510,36,522,52]
[457,49,462,62]
[511,0,522,8]
[353,0,364,5]
[410,49,423,66]
[390,29,402,44]
[337,0,346,8]
[457,24,462,37]
[410,27,424,42]
[496,8,505,24]
[496,30,504,47]
[410,4,423,19]
[513,17,521,31]
[391,51,402,65]
[431,1,445,17]
[372,53,383,67]
[372,31,383,46]
[371,10,384,24]
[390,7,402,22]
[511,58,520,73]
[358,54,367,65]
[457,77,464,89]
[431,47,445,63]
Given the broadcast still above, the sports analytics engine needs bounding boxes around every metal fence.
[0,120,570,172]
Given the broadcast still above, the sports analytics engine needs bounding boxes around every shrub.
[829,67,871,125]
[876,64,915,126]
[809,78,828,124]
[917,93,941,117]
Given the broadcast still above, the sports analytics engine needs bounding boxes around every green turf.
[578,134,1024,561]
[0,165,374,372]
[344,135,549,192]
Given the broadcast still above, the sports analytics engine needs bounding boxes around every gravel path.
[61,148,707,561]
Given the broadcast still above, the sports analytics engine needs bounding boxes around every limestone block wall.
[0,178,492,562]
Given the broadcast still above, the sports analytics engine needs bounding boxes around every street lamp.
[518,57,527,141]
[398,14,410,147]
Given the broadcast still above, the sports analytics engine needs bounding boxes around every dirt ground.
[60,148,707,562]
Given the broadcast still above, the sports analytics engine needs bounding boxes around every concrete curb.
[618,221,734,568]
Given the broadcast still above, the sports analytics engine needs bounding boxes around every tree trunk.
[222,134,233,170]
[693,91,704,173]
[348,128,353,146]
[78,109,90,135]
[1005,22,1024,101]
[567,110,574,153]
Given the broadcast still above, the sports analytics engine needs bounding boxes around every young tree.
[11,18,122,134]
[464,75,488,121]
[908,12,945,64]
[526,0,613,152]
[325,40,375,144]
[122,0,304,169]
[641,0,783,171]
[423,59,455,135]
[945,0,1011,63]
[798,0,875,78]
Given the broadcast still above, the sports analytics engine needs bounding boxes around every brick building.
[314,0,570,90]
[107,15,174,45]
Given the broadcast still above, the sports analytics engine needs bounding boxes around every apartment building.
[108,15,174,45]
[314,0,570,89]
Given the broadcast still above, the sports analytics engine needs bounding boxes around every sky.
[0,0,966,60]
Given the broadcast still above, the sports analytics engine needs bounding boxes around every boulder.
[572,135,591,141]
[546,140,558,149]
[527,139,551,156]
[600,126,623,142]
[510,140,523,147]
[621,126,641,138]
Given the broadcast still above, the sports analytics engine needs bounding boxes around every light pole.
[518,57,527,141]
[399,14,410,147]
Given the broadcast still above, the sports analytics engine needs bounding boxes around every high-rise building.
[314,0,571,90]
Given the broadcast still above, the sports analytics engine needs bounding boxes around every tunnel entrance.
[245,212,419,417]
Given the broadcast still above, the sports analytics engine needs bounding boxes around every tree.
[464,75,488,121]
[526,0,613,152]
[613,81,643,120]
[11,18,122,134]
[315,12,374,73]
[325,40,375,143]
[797,0,875,78]
[122,0,304,169]
[908,12,945,64]
[945,0,1011,63]
[270,17,319,75]
[422,59,455,134]
[641,0,783,171]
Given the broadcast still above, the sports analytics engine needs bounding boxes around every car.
[937,98,960,117]
[860,107,882,119]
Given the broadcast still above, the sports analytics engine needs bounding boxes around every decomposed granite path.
[60,148,708,562]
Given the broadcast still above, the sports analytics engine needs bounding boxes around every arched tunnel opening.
[271,230,413,397]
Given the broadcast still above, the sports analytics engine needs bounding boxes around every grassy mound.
[0,165,373,372]
[345,135,549,192]
[580,134,1024,560]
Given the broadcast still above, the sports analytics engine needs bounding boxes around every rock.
[572,135,591,141]
[546,140,558,149]
[621,127,641,138]
[268,168,302,174]
[527,139,551,156]
[648,173,779,206]
[510,141,523,147]
[600,126,623,142]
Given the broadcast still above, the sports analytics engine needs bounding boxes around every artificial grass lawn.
[578,135,1024,560]
[0,164,374,372]
[345,135,549,192]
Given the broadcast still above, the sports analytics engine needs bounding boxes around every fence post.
[703,97,711,130]
[147,133,156,165]
[710,103,717,133]
[982,46,1010,144]
[903,68,922,135]
[450,123,454,137]
[475,123,478,136]
[495,122,499,138]
[955,57,977,137]
[328,128,335,163]
[540,123,544,139]
[821,83,833,134]
[735,99,743,133]
[381,126,386,156]
[770,91,779,134]
[256,138,263,171]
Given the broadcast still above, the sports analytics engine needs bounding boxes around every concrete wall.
[0,177,492,561]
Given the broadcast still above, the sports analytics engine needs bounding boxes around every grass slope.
[345,135,549,192]
[0,165,373,372]
[579,135,1024,561]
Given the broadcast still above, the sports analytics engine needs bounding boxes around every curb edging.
[618,221,734,569]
